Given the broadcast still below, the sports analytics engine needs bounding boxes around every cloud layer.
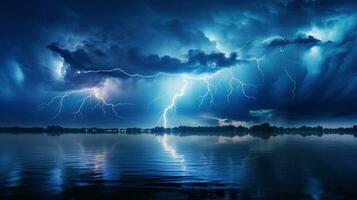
[1,0,357,127]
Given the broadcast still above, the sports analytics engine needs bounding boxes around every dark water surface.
[1,133,357,199]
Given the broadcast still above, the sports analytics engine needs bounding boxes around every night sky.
[1,0,357,128]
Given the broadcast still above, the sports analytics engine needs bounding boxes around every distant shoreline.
[1,123,357,138]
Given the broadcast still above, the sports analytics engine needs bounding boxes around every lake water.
[0,133,357,199]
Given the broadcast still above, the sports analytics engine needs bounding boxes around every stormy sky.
[1,0,357,128]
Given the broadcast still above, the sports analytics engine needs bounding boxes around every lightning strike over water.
[161,77,188,128]
[45,45,297,126]
[62,65,260,126]
[157,68,258,127]
[3,1,357,199]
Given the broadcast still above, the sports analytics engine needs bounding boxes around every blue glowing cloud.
[1,0,357,127]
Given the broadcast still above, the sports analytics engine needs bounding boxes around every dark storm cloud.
[47,43,242,79]
[187,50,239,68]
[263,35,321,48]
[244,27,357,125]
[1,0,357,127]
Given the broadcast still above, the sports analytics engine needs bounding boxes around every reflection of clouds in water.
[218,135,254,143]
[157,134,186,170]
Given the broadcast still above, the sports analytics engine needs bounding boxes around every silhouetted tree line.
[1,123,357,138]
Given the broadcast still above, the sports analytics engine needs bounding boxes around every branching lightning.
[157,68,258,127]
[40,90,77,120]
[73,92,92,119]
[160,76,188,128]
[64,66,259,127]
[250,56,265,83]
[41,79,132,120]
[44,41,298,127]
[194,71,223,108]
[198,78,215,108]
[228,69,256,102]
[91,87,133,119]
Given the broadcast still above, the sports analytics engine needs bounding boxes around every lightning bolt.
[62,67,178,123]
[228,69,256,102]
[73,93,92,119]
[47,41,298,127]
[92,87,133,118]
[40,90,80,120]
[76,66,259,127]
[268,43,300,99]
[42,84,131,120]
[160,76,188,128]
[194,71,223,108]
[198,78,215,107]
[157,68,258,127]
[78,67,176,79]
[250,56,265,83]
[79,66,224,110]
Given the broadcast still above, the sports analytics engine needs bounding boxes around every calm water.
[1,133,357,199]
